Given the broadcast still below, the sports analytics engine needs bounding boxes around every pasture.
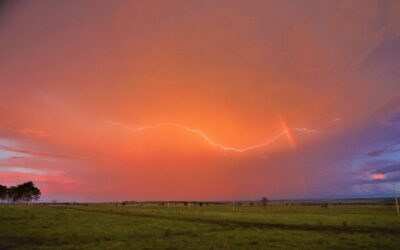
[0,203,399,249]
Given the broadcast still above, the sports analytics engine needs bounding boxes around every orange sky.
[0,0,400,201]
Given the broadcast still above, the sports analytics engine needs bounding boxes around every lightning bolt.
[107,120,322,153]
[291,128,322,133]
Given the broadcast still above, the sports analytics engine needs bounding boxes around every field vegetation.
[1,202,399,249]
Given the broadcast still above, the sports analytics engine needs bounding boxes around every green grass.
[0,204,399,249]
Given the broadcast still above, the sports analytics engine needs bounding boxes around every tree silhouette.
[0,182,41,203]
[7,186,18,202]
[261,197,269,206]
[0,185,7,203]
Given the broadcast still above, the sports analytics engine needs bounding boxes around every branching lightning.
[291,128,322,133]
[107,120,323,153]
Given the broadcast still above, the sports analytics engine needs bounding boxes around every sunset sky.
[0,0,399,202]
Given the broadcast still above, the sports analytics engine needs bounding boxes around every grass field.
[1,204,399,249]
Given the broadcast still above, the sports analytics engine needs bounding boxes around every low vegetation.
[0,202,399,249]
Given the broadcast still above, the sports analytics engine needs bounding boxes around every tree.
[7,185,18,203]
[30,183,41,202]
[1,182,41,203]
[261,197,269,206]
[22,182,41,202]
[0,185,7,203]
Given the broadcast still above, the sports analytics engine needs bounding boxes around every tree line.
[0,181,41,203]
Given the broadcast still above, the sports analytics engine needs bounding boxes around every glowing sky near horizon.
[0,0,400,201]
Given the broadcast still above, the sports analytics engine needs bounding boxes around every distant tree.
[20,182,41,203]
[0,185,7,203]
[30,183,41,202]
[7,186,18,202]
[261,197,269,206]
[321,203,329,208]
[6,182,41,203]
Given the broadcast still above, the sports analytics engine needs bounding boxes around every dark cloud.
[383,111,400,128]
[367,149,386,157]
[373,163,400,174]
[363,37,400,72]
[370,95,400,120]
[366,95,400,130]
[0,0,19,20]
[358,176,400,185]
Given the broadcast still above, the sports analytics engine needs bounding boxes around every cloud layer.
[0,0,399,201]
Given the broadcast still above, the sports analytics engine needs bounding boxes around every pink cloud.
[370,173,386,180]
